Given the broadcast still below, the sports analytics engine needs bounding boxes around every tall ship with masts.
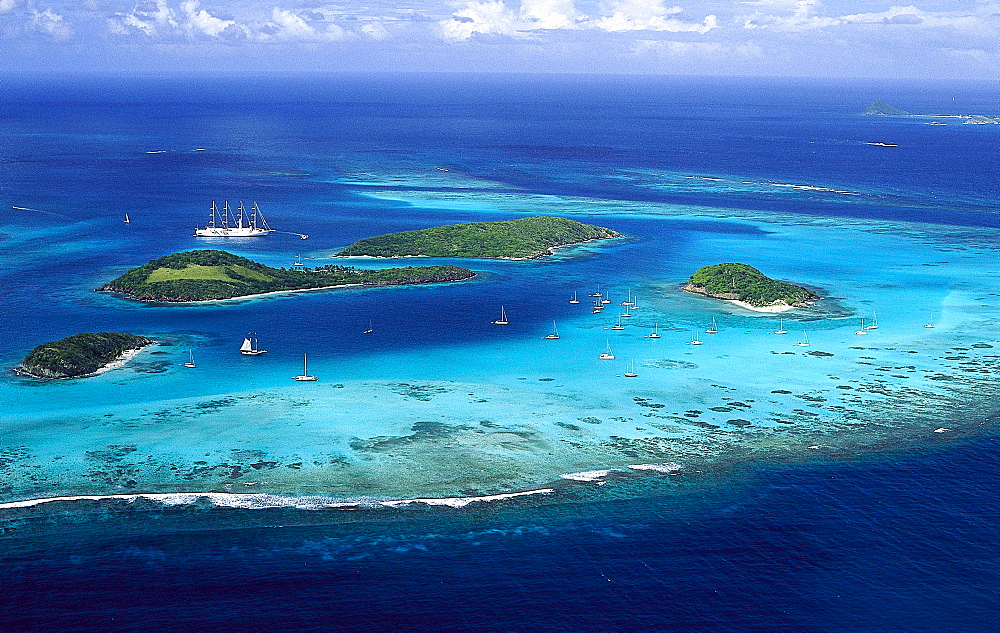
[194,200,274,237]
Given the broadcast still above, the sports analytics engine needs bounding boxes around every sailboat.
[706,317,718,334]
[866,311,879,330]
[183,350,196,368]
[623,360,638,378]
[687,332,702,345]
[239,333,267,356]
[194,200,274,237]
[620,305,633,318]
[798,331,810,347]
[601,294,612,305]
[363,319,373,334]
[611,316,625,330]
[591,300,603,314]
[774,318,788,335]
[491,306,509,325]
[645,323,661,339]
[292,254,304,268]
[292,353,317,381]
[855,318,868,335]
[621,290,634,306]
[599,340,615,360]
[589,285,602,298]
[544,321,560,339]
[924,313,935,328]
[123,213,130,224]
[569,291,580,305]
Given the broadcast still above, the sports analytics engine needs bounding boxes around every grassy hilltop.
[336,216,621,259]
[21,332,151,378]
[99,250,475,302]
[684,263,818,307]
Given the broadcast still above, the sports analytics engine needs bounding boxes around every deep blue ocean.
[2,73,999,631]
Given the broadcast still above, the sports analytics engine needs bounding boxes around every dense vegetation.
[336,216,621,259]
[684,263,818,307]
[99,250,475,302]
[21,332,152,379]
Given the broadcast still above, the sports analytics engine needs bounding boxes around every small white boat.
[601,295,612,305]
[293,254,304,268]
[623,360,638,378]
[589,285,602,298]
[687,332,702,345]
[924,313,935,328]
[706,317,718,334]
[855,318,868,335]
[292,353,317,381]
[774,318,788,335]
[569,291,580,305]
[240,333,267,356]
[124,213,130,224]
[611,316,625,330]
[621,289,634,306]
[866,311,879,330]
[183,350,196,368]
[645,323,661,339]
[599,340,615,360]
[492,306,509,325]
[797,331,810,347]
[363,319,373,334]
[620,305,632,318]
[544,321,560,339]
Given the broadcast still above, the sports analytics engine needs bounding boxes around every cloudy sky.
[1,0,997,77]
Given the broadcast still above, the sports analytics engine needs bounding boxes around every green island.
[865,100,999,124]
[99,250,476,302]
[684,263,818,309]
[20,332,152,379]
[335,216,622,260]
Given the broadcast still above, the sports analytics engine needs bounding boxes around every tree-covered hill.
[21,332,152,378]
[684,263,818,307]
[336,216,621,259]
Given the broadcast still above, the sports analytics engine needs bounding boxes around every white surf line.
[0,488,556,511]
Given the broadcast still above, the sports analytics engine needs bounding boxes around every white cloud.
[29,7,73,41]
[250,7,347,42]
[361,21,389,39]
[109,0,180,37]
[592,0,717,33]
[180,0,235,37]
[440,0,714,39]
[0,0,19,14]
[742,1,991,32]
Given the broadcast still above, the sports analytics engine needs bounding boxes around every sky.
[0,0,998,78]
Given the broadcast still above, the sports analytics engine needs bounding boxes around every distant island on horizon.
[684,263,819,312]
[99,250,475,302]
[864,100,998,124]
[336,216,622,260]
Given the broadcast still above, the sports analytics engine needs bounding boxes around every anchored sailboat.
[123,213,130,224]
[706,317,718,334]
[623,360,638,378]
[569,291,580,304]
[645,323,661,339]
[240,333,266,356]
[687,332,702,345]
[774,318,787,335]
[183,350,196,368]
[599,340,615,360]
[611,316,625,330]
[194,200,274,237]
[292,353,317,381]
[544,321,560,339]
[798,331,810,346]
[866,311,879,330]
[855,318,868,335]
[491,306,509,325]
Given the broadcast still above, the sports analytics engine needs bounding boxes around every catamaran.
[240,333,266,356]
[292,353,317,381]
[492,306,509,325]
[194,200,274,237]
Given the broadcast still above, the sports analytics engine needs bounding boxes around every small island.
[99,250,475,302]
[20,332,152,379]
[684,263,818,312]
[864,100,999,124]
[335,216,621,260]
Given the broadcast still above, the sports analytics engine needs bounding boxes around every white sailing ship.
[240,333,267,356]
[292,353,317,381]
[194,201,274,237]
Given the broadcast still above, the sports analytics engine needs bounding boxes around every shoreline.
[683,284,806,313]
[16,343,151,380]
[100,274,476,305]
[333,234,623,261]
